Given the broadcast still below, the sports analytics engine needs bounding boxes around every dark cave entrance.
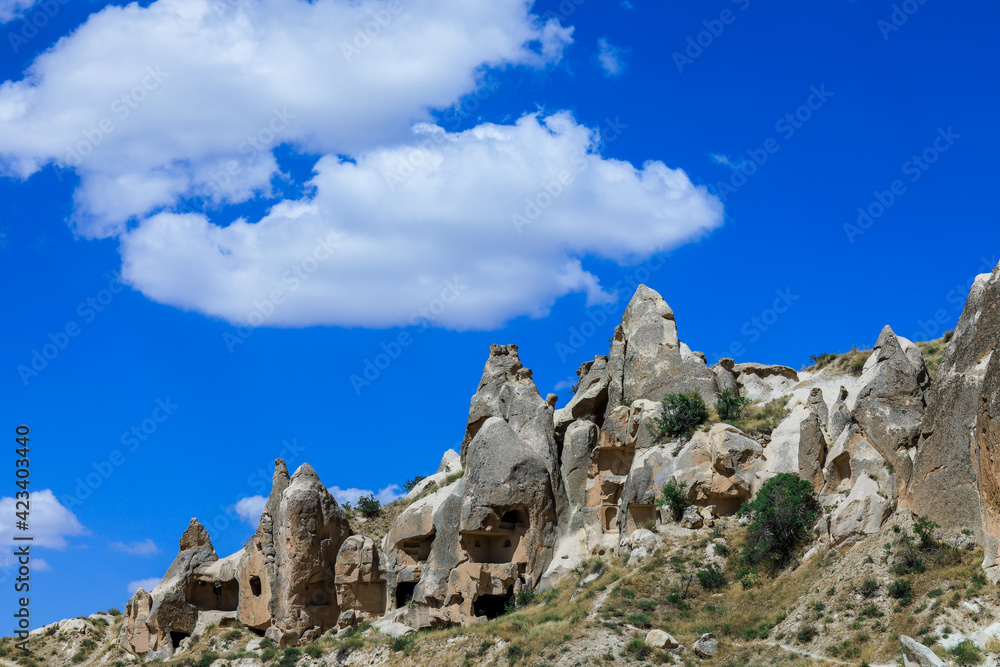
[473,593,512,620]
[395,582,417,609]
[170,631,190,649]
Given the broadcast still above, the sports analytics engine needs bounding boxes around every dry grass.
[345,471,464,545]
[723,396,791,436]
[806,331,953,379]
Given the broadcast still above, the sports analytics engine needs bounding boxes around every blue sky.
[1,0,998,625]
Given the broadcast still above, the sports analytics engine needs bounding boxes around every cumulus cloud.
[0,0,35,23]
[121,113,723,329]
[0,490,87,566]
[329,485,405,506]
[110,539,161,556]
[127,577,161,595]
[234,495,267,526]
[596,37,627,77]
[0,0,571,234]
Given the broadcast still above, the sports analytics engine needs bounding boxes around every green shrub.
[626,612,652,628]
[859,577,879,598]
[913,515,939,549]
[948,640,984,666]
[357,494,381,518]
[740,473,820,569]
[278,647,301,667]
[716,388,751,421]
[624,637,650,658]
[656,479,690,521]
[403,476,425,492]
[303,642,323,658]
[649,392,709,441]
[195,652,221,667]
[697,563,727,590]
[390,635,414,653]
[225,629,242,640]
[888,579,913,605]
[796,625,817,643]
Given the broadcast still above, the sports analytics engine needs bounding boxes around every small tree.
[913,515,939,549]
[656,479,690,521]
[649,392,709,441]
[403,476,426,493]
[740,473,820,570]
[357,493,381,518]
[716,388,751,421]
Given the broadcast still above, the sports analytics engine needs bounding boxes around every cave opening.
[473,593,512,620]
[395,582,417,609]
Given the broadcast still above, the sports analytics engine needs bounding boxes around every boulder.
[829,475,890,547]
[646,629,679,649]
[372,620,416,638]
[693,632,719,658]
[680,506,703,529]
[900,635,946,667]
[909,264,1000,536]
[604,285,716,423]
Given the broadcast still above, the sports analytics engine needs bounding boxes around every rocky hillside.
[13,262,1000,667]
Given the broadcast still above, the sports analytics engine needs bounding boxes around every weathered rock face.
[335,536,387,621]
[732,363,799,403]
[554,356,609,440]
[461,344,556,468]
[900,635,946,667]
[122,519,221,659]
[975,337,1000,579]
[827,474,891,547]
[258,463,352,644]
[909,266,1000,537]
[798,413,827,491]
[122,461,352,657]
[848,326,929,498]
[604,285,716,422]
[459,343,566,523]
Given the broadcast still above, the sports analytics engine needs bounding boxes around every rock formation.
[909,266,999,541]
[120,268,1000,649]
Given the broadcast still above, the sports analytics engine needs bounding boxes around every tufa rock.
[604,285,716,422]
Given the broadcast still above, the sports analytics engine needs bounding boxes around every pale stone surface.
[900,635,946,667]
[646,629,679,649]
[693,632,718,658]
[829,475,890,547]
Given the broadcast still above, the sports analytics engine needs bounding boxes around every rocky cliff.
[114,267,1000,660]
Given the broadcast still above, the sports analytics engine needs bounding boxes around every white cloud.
[0,0,572,234]
[0,490,87,566]
[127,577,161,596]
[110,539,161,556]
[234,495,267,526]
[329,484,405,506]
[711,153,752,171]
[596,37,627,77]
[121,113,723,329]
[0,0,35,23]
